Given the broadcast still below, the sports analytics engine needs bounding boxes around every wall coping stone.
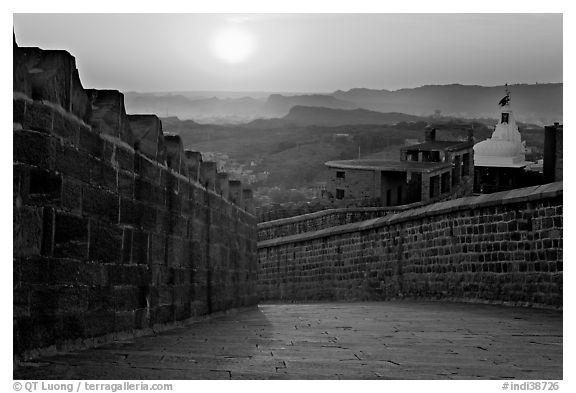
[258,182,563,248]
[258,203,423,229]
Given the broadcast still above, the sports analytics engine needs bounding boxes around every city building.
[543,122,563,183]
[324,127,474,206]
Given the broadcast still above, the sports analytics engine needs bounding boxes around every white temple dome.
[474,139,518,157]
[473,91,527,168]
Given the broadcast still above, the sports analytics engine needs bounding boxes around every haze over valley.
[124,83,562,126]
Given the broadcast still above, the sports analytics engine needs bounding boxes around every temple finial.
[498,83,511,107]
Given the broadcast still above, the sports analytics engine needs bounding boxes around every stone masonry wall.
[257,183,562,308]
[13,43,258,359]
[258,205,421,242]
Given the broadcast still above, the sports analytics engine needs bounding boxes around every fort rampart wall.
[257,183,562,308]
[13,41,258,359]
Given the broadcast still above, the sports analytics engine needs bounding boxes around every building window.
[441,172,451,194]
[336,171,346,179]
[386,189,392,206]
[452,155,461,186]
[501,113,509,123]
[397,186,402,205]
[429,175,440,199]
[462,153,470,177]
[336,189,345,199]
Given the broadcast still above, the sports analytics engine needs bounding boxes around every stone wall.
[257,183,562,308]
[258,205,421,242]
[326,168,378,200]
[13,42,258,359]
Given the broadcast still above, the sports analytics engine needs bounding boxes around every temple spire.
[498,83,510,107]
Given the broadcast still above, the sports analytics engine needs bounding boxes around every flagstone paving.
[14,301,562,380]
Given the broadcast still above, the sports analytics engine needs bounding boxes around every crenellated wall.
[13,42,258,359]
[257,183,562,308]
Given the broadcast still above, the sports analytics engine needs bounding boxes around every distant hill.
[332,83,562,125]
[282,106,425,126]
[262,94,357,116]
[124,92,265,123]
[124,83,562,126]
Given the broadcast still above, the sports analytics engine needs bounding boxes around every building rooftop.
[401,140,474,152]
[325,159,451,173]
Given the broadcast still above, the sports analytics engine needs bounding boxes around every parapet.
[184,150,202,181]
[163,133,186,176]
[87,89,134,146]
[199,161,217,190]
[14,46,91,123]
[228,180,242,205]
[127,114,166,164]
[242,188,254,214]
[216,172,230,199]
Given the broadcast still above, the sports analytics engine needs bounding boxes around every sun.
[211,27,256,64]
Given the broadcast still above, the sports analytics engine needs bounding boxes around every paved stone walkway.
[14,301,562,380]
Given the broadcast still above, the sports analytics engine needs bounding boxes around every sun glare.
[211,27,256,64]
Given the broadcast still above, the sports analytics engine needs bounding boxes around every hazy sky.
[13,13,563,93]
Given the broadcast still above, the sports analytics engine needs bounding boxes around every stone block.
[114,310,135,332]
[118,172,134,199]
[14,129,56,169]
[121,227,133,264]
[13,98,26,125]
[164,133,184,172]
[228,180,242,205]
[87,156,117,192]
[132,230,149,265]
[134,178,165,207]
[26,167,62,206]
[53,212,89,259]
[216,172,230,198]
[116,144,135,172]
[57,312,86,341]
[87,89,134,145]
[166,191,182,215]
[14,314,58,353]
[166,236,186,268]
[13,205,44,257]
[78,126,104,157]
[61,176,83,214]
[136,156,162,185]
[242,188,254,213]
[153,304,175,325]
[88,221,122,264]
[184,150,202,181]
[113,286,147,311]
[54,145,90,185]
[134,308,149,329]
[139,202,158,231]
[155,208,170,234]
[149,233,167,266]
[128,114,165,163]
[22,99,53,133]
[119,198,139,227]
[84,310,115,338]
[82,185,119,223]
[13,46,38,97]
[199,161,217,190]
[13,163,31,208]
